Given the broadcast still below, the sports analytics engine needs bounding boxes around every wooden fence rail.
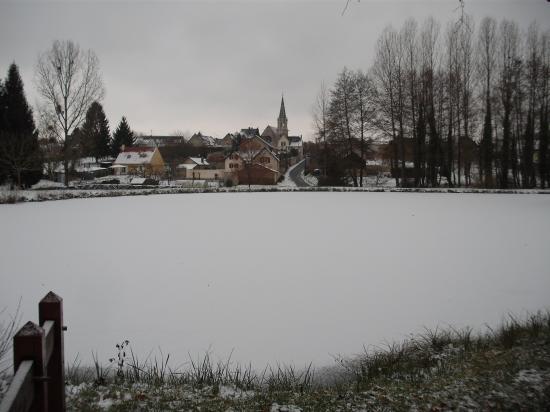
[0,292,65,412]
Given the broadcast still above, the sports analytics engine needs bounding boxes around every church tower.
[277,95,288,138]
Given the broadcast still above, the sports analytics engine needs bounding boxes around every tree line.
[0,40,136,188]
[313,16,550,189]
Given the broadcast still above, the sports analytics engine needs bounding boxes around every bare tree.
[35,40,104,186]
[372,27,400,185]
[522,22,542,188]
[476,17,497,187]
[457,15,476,186]
[354,70,376,186]
[539,29,550,188]
[401,18,423,186]
[496,20,520,188]
[312,82,329,177]
[328,67,360,185]
[420,17,442,187]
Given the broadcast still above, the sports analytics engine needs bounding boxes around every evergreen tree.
[111,116,135,156]
[81,101,111,161]
[0,63,42,187]
[0,79,6,182]
[0,79,4,123]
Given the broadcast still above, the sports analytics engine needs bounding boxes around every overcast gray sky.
[0,0,548,140]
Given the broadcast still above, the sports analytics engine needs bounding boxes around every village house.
[52,157,113,183]
[239,127,260,139]
[225,152,243,172]
[288,135,304,157]
[224,145,281,185]
[188,132,219,148]
[217,134,235,148]
[206,152,227,169]
[112,146,166,177]
[177,157,225,180]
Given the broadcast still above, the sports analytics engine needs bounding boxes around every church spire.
[279,94,287,121]
[277,94,288,137]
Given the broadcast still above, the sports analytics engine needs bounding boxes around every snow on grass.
[0,192,549,372]
[271,403,302,412]
[31,179,65,189]
[300,171,318,186]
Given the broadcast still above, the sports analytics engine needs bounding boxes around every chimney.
[121,144,126,152]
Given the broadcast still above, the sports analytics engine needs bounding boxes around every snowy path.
[1,192,549,370]
[288,159,310,187]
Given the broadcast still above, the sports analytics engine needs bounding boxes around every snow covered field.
[1,192,549,371]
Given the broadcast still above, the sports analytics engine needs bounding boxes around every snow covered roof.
[53,164,107,173]
[114,148,156,165]
[130,177,146,185]
[177,164,196,170]
[188,157,209,166]
[288,136,302,147]
[77,157,97,166]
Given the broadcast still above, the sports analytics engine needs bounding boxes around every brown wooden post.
[39,292,65,412]
[13,322,47,412]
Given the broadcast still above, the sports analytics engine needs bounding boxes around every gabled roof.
[252,146,280,162]
[239,135,278,154]
[246,162,280,175]
[261,125,279,139]
[114,147,157,165]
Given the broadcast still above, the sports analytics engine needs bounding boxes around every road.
[288,159,311,187]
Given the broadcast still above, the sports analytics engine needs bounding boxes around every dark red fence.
[0,292,65,412]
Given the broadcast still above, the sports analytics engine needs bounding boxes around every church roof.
[261,125,279,138]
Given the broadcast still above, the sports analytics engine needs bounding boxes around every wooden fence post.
[13,322,47,412]
[39,292,65,412]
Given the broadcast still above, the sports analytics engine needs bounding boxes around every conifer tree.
[0,63,42,187]
[81,101,111,161]
[0,80,6,182]
[111,116,135,156]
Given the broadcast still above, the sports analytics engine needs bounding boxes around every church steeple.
[277,94,288,137]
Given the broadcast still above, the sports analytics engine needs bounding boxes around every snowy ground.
[279,162,299,188]
[0,192,549,372]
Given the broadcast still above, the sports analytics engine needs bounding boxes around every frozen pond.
[1,192,549,369]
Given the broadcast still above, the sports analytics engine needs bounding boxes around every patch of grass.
[0,300,21,376]
[65,311,550,410]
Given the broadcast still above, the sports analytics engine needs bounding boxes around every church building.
[261,96,302,156]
